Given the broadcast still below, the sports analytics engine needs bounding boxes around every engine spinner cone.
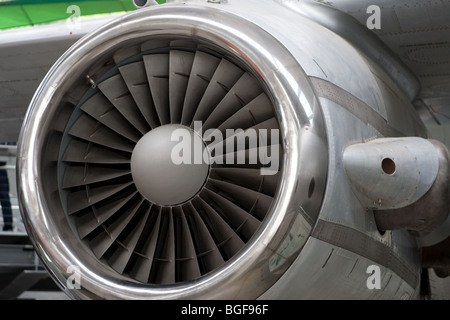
[131,124,210,206]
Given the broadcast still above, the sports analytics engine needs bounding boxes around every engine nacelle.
[17,0,450,299]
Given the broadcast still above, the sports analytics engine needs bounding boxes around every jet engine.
[17,0,450,299]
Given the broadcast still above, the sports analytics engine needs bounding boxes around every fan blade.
[62,139,131,164]
[62,165,131,189]
[174,206,201,281]
[183,202,224,273]
[68,114,134,153]
[151,207,175,284]
[192,197,245,260]
[108,203,150,274]
[119,61,161,129]
[207,179,273,220]
[202,72,263,131]
[76,191,138,238]
[215,93,274,133]
[89,198,143,259]
[97,74,150,134]
[181,51,221,126]
[80,92,141,143]
[210,167,280,196]
[208,117,280,151]
[67,180,134,215]
[169,50,195,124]
[200,188,260,241]
[75,210,99,239]
[191,58,244,126]
[143,54,170,125]
[129,206,162,283]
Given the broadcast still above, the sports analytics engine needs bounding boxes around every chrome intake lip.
[17,4,328,299]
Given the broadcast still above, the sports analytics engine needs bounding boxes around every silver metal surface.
[17,2,328,299]
[343,137,439,210]
[262,96,422,299]
[374,139,450,238]
[260,237,418,300]
[274,0,421,102]
[220,1,387,122]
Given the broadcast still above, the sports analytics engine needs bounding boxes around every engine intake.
[17,3,328,299]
